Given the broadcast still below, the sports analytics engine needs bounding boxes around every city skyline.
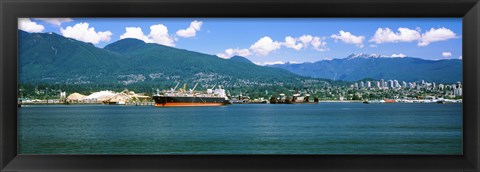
[18,18,462,65]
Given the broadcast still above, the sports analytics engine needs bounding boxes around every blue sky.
[19,18,462,65]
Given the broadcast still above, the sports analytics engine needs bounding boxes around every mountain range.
[268,53,462,83]
[18,30,330,91]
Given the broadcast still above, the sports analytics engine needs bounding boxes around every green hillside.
[19,31,125,84]
[19,31,331,96]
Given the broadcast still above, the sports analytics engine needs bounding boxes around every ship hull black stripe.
[153,96,227,104]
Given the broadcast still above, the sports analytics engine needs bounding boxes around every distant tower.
[59,91,65,98]
[389,80,394,88]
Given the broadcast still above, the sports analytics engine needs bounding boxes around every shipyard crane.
[189,83,199,93]
[171,82,180,92]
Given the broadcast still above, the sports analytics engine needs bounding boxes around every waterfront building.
[60,91,66,99]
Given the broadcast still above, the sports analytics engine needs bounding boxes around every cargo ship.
[152,83,230,107]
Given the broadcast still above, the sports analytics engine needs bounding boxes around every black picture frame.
[1,0,479,171]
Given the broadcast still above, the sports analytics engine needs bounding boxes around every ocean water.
[18,103,462,154]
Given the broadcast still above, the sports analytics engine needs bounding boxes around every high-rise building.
[454,87,462,97]
[409,83,415,89]
[439,84,444,90]
[394,80,399,88]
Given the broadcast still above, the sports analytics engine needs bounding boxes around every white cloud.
[331,30,365,47]
[459,56,462,59]
[418,27,457,46]
[176,20,203,38]
[370,27,421,44]
[370,27,457,47]
[285,35,327,51]
[391,53,407,58]
[149,24,175,46]
[60,23,112,44]
[249,36,281,56]
[18,18,45,33]
[35,18,73,26]
[311,36,328,51]
[120,27,151,42]
[222,35,327,58]
[299,35,313,47]
[216,48,251,59]
[262,61,285,65]
[283,36,303,50]
[369,44,377,48]
[120,24,175,46]
[442,52,452,58]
